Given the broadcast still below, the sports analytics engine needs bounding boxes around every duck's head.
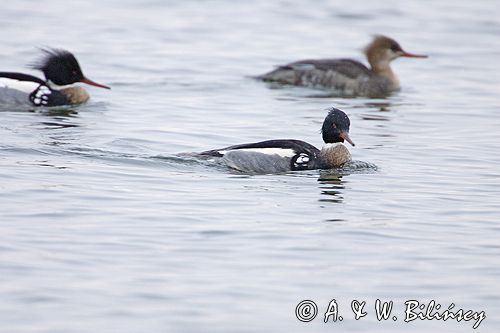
[320,108,354,168]
[364,35,427,71]
[31,48,110,90]
[322,108,355,146]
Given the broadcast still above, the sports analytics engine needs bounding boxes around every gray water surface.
[1,1,499,332]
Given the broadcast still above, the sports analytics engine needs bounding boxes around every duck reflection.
[33,107,82,150]
[39,107,79,119]
[350,99,395,122]
[31,106,80,130]
[361,101,393,112]
[317,170,346,203]
[317,160,378,204]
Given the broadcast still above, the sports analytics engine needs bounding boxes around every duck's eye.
[390,45,400,52]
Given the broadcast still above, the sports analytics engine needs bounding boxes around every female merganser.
[0,48,110,106]
[257,35,427,97]
[201,108,354,174]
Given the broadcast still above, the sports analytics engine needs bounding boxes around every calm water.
[1,0,499,332]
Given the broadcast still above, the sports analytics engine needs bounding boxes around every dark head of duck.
[31,48,110,89]
[321,108,355,146]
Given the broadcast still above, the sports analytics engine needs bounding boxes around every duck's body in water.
[201,108,355,174]
[0,48,110,107]
[257,35,427,97]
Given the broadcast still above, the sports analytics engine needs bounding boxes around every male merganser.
[201,108,354,173]
[257,35,427,97]
[0,48,110,106]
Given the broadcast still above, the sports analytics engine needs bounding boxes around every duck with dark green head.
[0,48,110,106]
[201,108,355,174]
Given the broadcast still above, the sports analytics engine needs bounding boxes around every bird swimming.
[257,35,427,97]
[0,48,110,107]
[201,108,355,174]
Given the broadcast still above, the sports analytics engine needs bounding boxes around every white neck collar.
[47,80,77,90]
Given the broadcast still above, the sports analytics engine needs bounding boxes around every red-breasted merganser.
[0,48,110,106]
[201,108,354,173]
[257,35,427,97]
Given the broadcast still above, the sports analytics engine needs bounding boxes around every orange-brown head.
[364,35,427,72]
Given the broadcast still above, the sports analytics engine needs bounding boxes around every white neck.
[47,80,77,90]
[322,142,343,149]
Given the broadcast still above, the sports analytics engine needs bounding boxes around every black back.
[0,72,46,85]
[202,139,320,157]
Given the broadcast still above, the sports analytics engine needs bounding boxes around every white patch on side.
[0,78,40,93]
[218,148,296,158]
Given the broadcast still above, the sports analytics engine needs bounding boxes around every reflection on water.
[323,218,346,223]
[359,113,392,122]
[36,108,79,129]
[318,172,345,203]
[19,160,69,169]
[38,122,79,129]
[316,160,377,202]
[350,99,424,122]
[361,101,393,112]
[38,107,79,118]
[352,100,394,122]
[34,111,81,147]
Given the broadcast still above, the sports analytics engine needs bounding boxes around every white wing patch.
[293,153,310,169]
[218,148,296,158]
[0,78,40,94]
[295,154,309,164]
[31,85,51,106]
